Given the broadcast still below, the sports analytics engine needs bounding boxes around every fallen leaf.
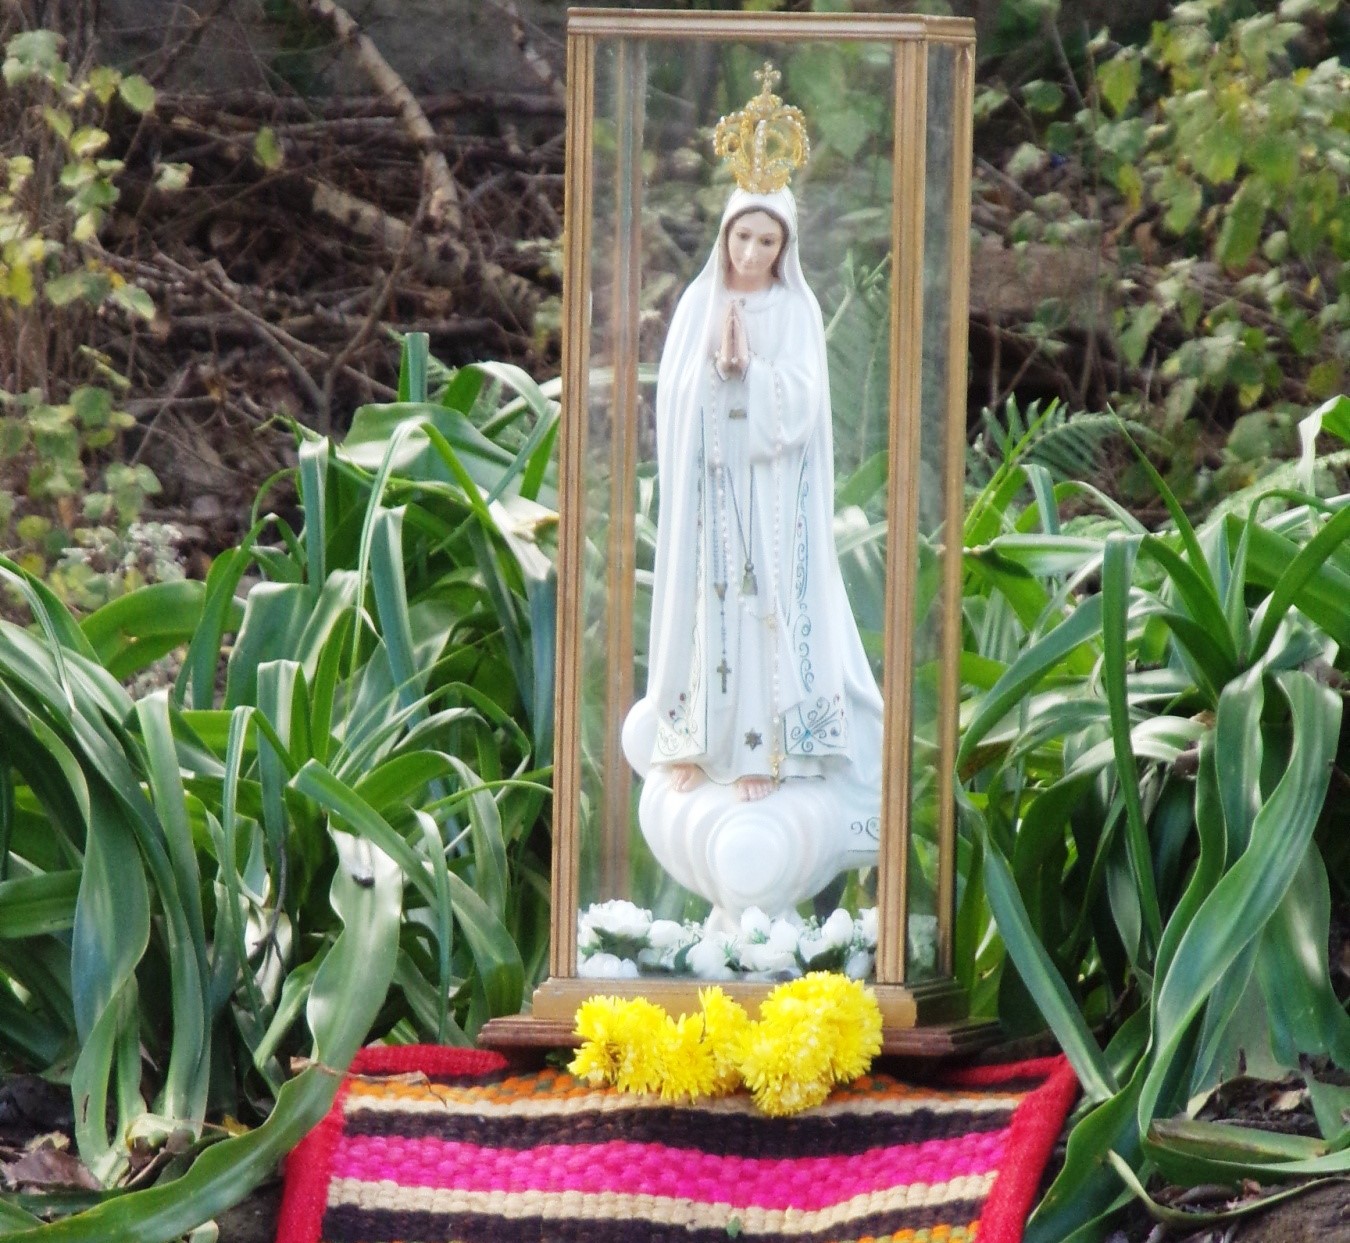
[2,1144,100,1191]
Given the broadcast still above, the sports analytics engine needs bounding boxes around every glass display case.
[482,8,983,1053]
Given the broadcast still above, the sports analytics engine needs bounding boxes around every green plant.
[0,336,557,1237]
[1103,2,1349,416]
[980,0,1350,508]
[957,394,1350,1238]
[0,386,166,608]
[0,28,190,607]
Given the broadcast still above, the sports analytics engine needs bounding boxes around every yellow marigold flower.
[750,1068,833,1117]
[735,992,835,1117]
[571,977,878,1115]
[609,997,670,1095]
[698,986,749,1096]
[655,1012,718,1102]
[736,1013,833,1117]
[569,995,630,1085]
[769,971,882,1084]
[569,1042,615,1087]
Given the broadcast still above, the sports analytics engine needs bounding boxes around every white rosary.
[707,299,787,783]
[706,359,734,694]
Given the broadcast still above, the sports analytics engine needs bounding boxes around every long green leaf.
[1101,535,1161,950]
[0,836,401,1243]
[1125,433,1220,603]
[219,707,267,1025]
[1139,535,1238,674]
[1154,736,1226,988]
[1250,501,1350,657]
[412,809,453,1042]
[1140,671,1341,1136]
[349,427,416,685]
[368,506,424,716]
[80,580,207,679]
[174,528,257,709]
[1214,667,1264,856]
[444,868,523,1019]
[1257,850,1350,1068]
[0,1198,41,1231]
[1026,1064,1144,1243]
[1239,518,1350,649]
[0,872,78,937]
[291,760,436,907]
[298,435,329,597]
[958,593,1103,766]
[976,803,1116,1101]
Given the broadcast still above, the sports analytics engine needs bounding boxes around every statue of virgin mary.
[621,66,884,927]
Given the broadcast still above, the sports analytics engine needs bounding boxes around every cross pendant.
[716,658,731,692]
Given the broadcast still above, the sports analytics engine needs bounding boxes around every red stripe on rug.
[943,1055,1067,1088]
[274,1075,356,1243]
[974,1056,1080,1243]
[327,1129,1009,1209]
[350,1044,508,1077]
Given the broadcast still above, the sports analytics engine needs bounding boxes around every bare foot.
[668,764,705,793]
[735,775,775,802]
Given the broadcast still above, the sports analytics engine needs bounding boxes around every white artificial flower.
[858,907,879,947]
[844,949,874,979]
[766,918,799,954]
[647,919,686,950]
[576,918,601,954]
[578,952,639,979]
[687,936,735,980]
[638,946,676,971]
[738,940,798,974]
[740,906,772,940]
[821,908,854,949]
[796,927,829,966]
[584,899,653,940]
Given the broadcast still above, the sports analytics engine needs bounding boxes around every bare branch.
[290,0,538,322]
[309,179,538,324]
[319,185,425,425]
[148,0,236,86]
[293,0,463,233]
[310,179,414,254]
[480,0,565,103]
[198,259,327,418]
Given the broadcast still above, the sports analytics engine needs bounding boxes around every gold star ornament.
[713,62,811,195]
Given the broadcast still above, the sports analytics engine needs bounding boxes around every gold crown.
[713,62,810,194]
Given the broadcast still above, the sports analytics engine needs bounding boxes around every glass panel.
[906,41,957,982]
[574,39,622,926]
[577,37,897,985]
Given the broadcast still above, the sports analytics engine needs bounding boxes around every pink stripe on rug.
[328,1131,1009,1211]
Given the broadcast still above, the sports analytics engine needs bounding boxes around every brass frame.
[483,8,982,1053]
[938,44,977,977]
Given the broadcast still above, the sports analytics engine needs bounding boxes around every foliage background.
[1,1,1350,1241]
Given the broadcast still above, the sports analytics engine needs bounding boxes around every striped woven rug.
[277,1046,1078,1243]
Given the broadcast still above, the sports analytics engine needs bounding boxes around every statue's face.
[725,210,786,291]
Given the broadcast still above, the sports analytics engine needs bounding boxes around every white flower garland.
[577,900,938,982]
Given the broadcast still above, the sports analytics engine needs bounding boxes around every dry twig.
[291,0,538,320]
[292,0,463,233]
[481,0,566,103]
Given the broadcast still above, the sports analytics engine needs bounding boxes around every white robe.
[632,188,883,829]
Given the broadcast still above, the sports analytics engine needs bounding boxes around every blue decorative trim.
[791,459,815,692]
[786,693,847,756]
